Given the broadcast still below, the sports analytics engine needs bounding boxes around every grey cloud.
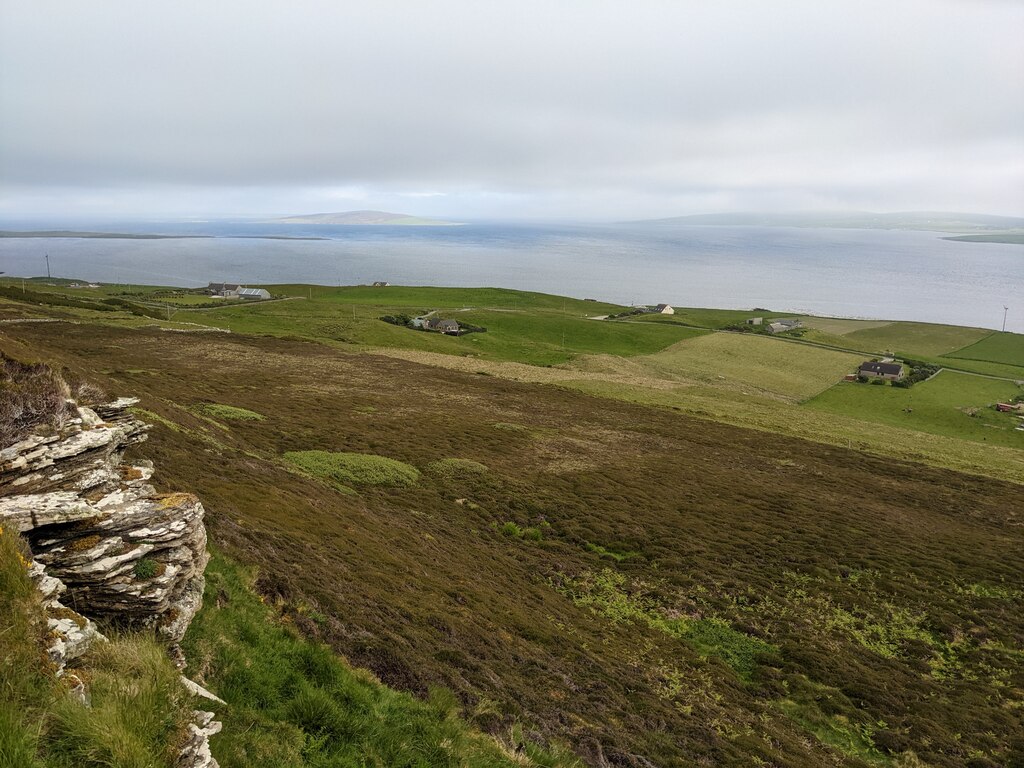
[1,0,1022,218]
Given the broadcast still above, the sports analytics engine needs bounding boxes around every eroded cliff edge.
[0,395,220,768]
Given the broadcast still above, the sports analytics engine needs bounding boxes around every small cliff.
[0,396,219,768]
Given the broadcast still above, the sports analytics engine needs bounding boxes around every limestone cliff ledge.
[0,396,218,767]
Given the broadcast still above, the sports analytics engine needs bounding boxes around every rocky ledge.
[0,396,218,767]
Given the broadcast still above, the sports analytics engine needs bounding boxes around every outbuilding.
[236,287,271,300]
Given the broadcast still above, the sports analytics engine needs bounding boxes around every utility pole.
[1003,306,1009,333]
[45,253,51,279]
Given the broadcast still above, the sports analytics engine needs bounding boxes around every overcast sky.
[1,0,1022,220]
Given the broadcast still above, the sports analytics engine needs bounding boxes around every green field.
[627,307,774,328]
[841,322,993,357]
[570,332,862,401]
[264,284,624,314]
[805,371,1024,448]
[944,331,1024,367]
[188,287,705,366]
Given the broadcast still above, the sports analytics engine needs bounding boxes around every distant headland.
[272,210,461,226]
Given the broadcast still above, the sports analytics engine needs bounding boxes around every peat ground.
[3,321,1022,767]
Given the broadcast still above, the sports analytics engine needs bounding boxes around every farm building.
[425,318,460,335]
[858,361,905,381]
[653,304,675,314]
[372,281,390,287]
[766,318,802,334]
[236,287,271,300]
[746,317,763,325]
[207,282,241,296]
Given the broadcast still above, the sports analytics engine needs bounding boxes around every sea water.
[0,220,1020,332]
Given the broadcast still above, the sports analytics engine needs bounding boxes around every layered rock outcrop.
[0,396,218,767]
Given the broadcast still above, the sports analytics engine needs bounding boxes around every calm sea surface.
[1,221,1021,332]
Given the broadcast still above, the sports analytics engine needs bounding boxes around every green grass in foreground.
[284,450,421,489]
[805,371,1024,448]
[0,528,193,768]
[182,551,578,768]
[943,331,1024,368]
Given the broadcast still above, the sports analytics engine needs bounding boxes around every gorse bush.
[284,451,420,489]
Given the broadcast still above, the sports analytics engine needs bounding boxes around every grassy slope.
[944,331,1024,368]
[7,322,1024,767]
[3,285,1022,481]
[184,286,704,366]
[184,551,576,768]
[640,333,862,400]
[841,322,992,357]
[0,528,195,768]
[805,372,1024,448]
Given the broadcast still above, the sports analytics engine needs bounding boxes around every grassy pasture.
[841,322,992,357]
[192,287,707,366]
[264,284,624,314]
[805,371,1024,448]
[799,317,893,335]
[622,332,862,401]
[627,306,774,328]
[944,331,1024,368]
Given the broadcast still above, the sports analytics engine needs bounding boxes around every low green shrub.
[284,451,420,489]
[200,403,266,422]
[499,521,523,537]
[584,542,640,562]
[133,558,161,580]
[426,458,490,481]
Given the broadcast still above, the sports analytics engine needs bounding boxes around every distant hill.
[273,210,460,226]
[631,211,1024,233]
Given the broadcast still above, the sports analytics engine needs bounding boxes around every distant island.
[0,230,327,241]
[941,233,1024,245]
[273,210,461,226]
[631,210,1024,234]
[0,230,210,240]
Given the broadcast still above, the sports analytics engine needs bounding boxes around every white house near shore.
[653,304,674,314]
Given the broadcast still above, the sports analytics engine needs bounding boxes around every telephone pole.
[45,253,51,279]
[1003,306,1009,333]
